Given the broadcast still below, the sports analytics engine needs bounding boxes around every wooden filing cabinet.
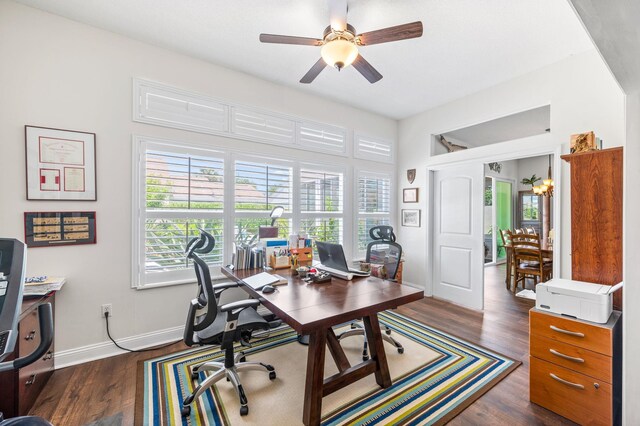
[529,308,621,425]
[0,293,55,418]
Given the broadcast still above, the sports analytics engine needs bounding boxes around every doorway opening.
[483,154,555,303]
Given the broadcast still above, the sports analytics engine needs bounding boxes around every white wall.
[397,49,625,292]
[623,90,640,425]
[0,2,397,364]
[517,155,552,192]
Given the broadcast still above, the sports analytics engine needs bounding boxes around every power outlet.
[101,304,113,318]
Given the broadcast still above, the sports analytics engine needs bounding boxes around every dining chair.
[512,235,552,293]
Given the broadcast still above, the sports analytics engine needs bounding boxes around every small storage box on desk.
[529,308,621,425]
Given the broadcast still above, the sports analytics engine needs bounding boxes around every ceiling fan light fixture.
[321,39,358,70]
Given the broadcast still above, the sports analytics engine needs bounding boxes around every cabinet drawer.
[531,335,612,383]
[18,346,54,414]
[530,310,611,356]
[530,357,612,425]
[18,309,40,357]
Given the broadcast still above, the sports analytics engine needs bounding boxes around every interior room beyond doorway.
[484,154,555,299]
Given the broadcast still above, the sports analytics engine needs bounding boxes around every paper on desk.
[23,277,66,296]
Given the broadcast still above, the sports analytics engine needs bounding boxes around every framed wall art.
[401,209,421,227]
[25,125,97,200]
[403,187,418,203]
[24,211,97,247]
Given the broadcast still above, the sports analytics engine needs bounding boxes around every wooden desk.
[504,245,553,291]
[222,267,423,426]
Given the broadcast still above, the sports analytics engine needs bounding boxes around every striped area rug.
[136,311,520,425]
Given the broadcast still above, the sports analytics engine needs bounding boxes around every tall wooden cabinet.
[561,147,623,309]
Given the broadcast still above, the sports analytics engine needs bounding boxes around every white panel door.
[433,163,484,310]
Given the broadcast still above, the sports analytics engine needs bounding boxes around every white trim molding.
[54,325,184,369]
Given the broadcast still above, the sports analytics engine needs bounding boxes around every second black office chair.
[338,226,404,360]
[181,230,276,417]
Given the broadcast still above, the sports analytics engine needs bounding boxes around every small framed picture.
[25,125,97,201]
[402,209,421,227]
[403,188,418,203]
[24,211,97,247]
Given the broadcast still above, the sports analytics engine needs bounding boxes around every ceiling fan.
[259,0,423,84]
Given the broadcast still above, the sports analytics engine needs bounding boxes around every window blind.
[297,121,346,154]
[356,173,392,256]
[142,148,225,283]
[354,134,394,163]
[300,169,343,213]
[234,160,292,212]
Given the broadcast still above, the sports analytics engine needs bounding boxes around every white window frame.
[298,163,347,249]
[354,169,394,259]
[232,153,295,246]
[132,135,226,289]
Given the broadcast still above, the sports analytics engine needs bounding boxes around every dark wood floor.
[29,265,572,425]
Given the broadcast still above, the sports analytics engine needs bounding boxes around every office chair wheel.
[398,347,404,354]
[269,371,276,380]
[191,371,199,380]
[240,405,249,416]
[385,328,392,335]
[181,406,191,417]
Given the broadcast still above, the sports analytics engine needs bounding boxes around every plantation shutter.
[143,149,224,285]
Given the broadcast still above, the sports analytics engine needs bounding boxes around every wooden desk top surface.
[222,267,423,334]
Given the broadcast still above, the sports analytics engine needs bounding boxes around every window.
[356,172,391,256]
[133,135,394,288]
[135,141,225,287]
[234,159,293,244]
[299,168,344,253]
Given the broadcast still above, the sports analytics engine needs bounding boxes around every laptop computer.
[315,241,370,280]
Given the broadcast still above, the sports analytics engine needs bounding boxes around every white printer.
[536,278,623,323]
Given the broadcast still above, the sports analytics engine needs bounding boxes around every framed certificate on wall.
[25,125,97,200]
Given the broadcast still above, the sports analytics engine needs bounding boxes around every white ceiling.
[14,0,594,119]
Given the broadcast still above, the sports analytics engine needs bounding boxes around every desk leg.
[363,314,392,388]
[303,329,326,426]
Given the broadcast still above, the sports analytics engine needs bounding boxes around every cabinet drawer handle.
[25,374,37,386]
[550,349,585,363]
[550,325,584,338]
[550,373,585,389]
[43,351,53,361]
[24,330,37,341]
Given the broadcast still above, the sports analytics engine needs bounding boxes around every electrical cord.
[104,311,181,353]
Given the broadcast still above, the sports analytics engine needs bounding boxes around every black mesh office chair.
[181,230,276,417]
[338,226,404,360]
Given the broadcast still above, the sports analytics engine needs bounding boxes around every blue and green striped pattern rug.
[136,311,520,425]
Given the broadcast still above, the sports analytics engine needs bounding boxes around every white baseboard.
[54,325,184,369]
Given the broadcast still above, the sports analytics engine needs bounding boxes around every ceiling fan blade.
[328,0,348,31]
[357,21,423,46]
[352,54,383,83]
[259,34,322,46]
[300,58,327,84]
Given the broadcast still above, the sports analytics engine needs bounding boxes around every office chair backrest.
[366,226,402,280]
[184,230,218,344]
[369,225,396,242]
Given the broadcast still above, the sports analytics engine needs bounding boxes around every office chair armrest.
[212,282,239,298]
[220,299,260,320]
